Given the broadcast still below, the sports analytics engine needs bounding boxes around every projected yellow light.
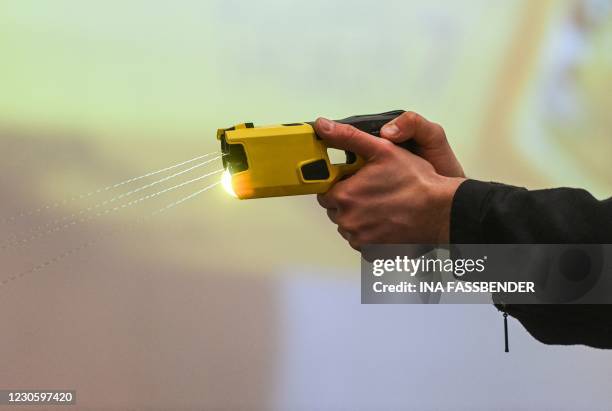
[221,169,237,198]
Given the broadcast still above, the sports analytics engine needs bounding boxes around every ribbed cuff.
[450,179,496,244]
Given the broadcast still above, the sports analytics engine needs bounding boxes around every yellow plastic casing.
[217,122,364,199]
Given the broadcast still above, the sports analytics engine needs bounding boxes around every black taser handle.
[334,110,418,152]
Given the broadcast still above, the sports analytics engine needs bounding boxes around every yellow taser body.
[217,122,363,200]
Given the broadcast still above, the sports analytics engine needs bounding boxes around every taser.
[217,110,415,199]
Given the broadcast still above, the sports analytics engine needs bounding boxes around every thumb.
[380,111,445,149]
[379,111,465,178]
[314,118,382,160]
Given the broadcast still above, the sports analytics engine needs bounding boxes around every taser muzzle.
[217,110,415,199]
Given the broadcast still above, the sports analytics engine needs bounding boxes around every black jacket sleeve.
[450,179,612,348]
[450,179,612,244]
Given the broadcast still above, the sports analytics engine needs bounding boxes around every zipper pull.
[503,312,509,353]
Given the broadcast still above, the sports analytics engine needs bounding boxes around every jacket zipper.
[498,302,510,352]
[503,311,509,353]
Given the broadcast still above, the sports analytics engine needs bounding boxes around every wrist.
[432,176,466,244]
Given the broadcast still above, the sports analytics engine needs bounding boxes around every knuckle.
[376,138,395,153]
[401,111,422,127]
[337,215,358,233]
[336,217,351,232]
[378,137,394,148]
[430,122,447,142]
[326,208,337,223]
[377,138,396,155]
[337,227,351,241]
[339,123,360,139]
[332,189,353,208]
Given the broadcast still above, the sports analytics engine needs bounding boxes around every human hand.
[315,117,466,250]
[381,111,465,178]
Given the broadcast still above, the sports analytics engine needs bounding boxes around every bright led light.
[221,169,237,198]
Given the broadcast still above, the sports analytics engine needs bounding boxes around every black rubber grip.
[335,110,405,136]
[334,110,417,152]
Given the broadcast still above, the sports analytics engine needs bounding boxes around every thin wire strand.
[2,155,222,245]
[1,169,223,251]
[0,151,221,225]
